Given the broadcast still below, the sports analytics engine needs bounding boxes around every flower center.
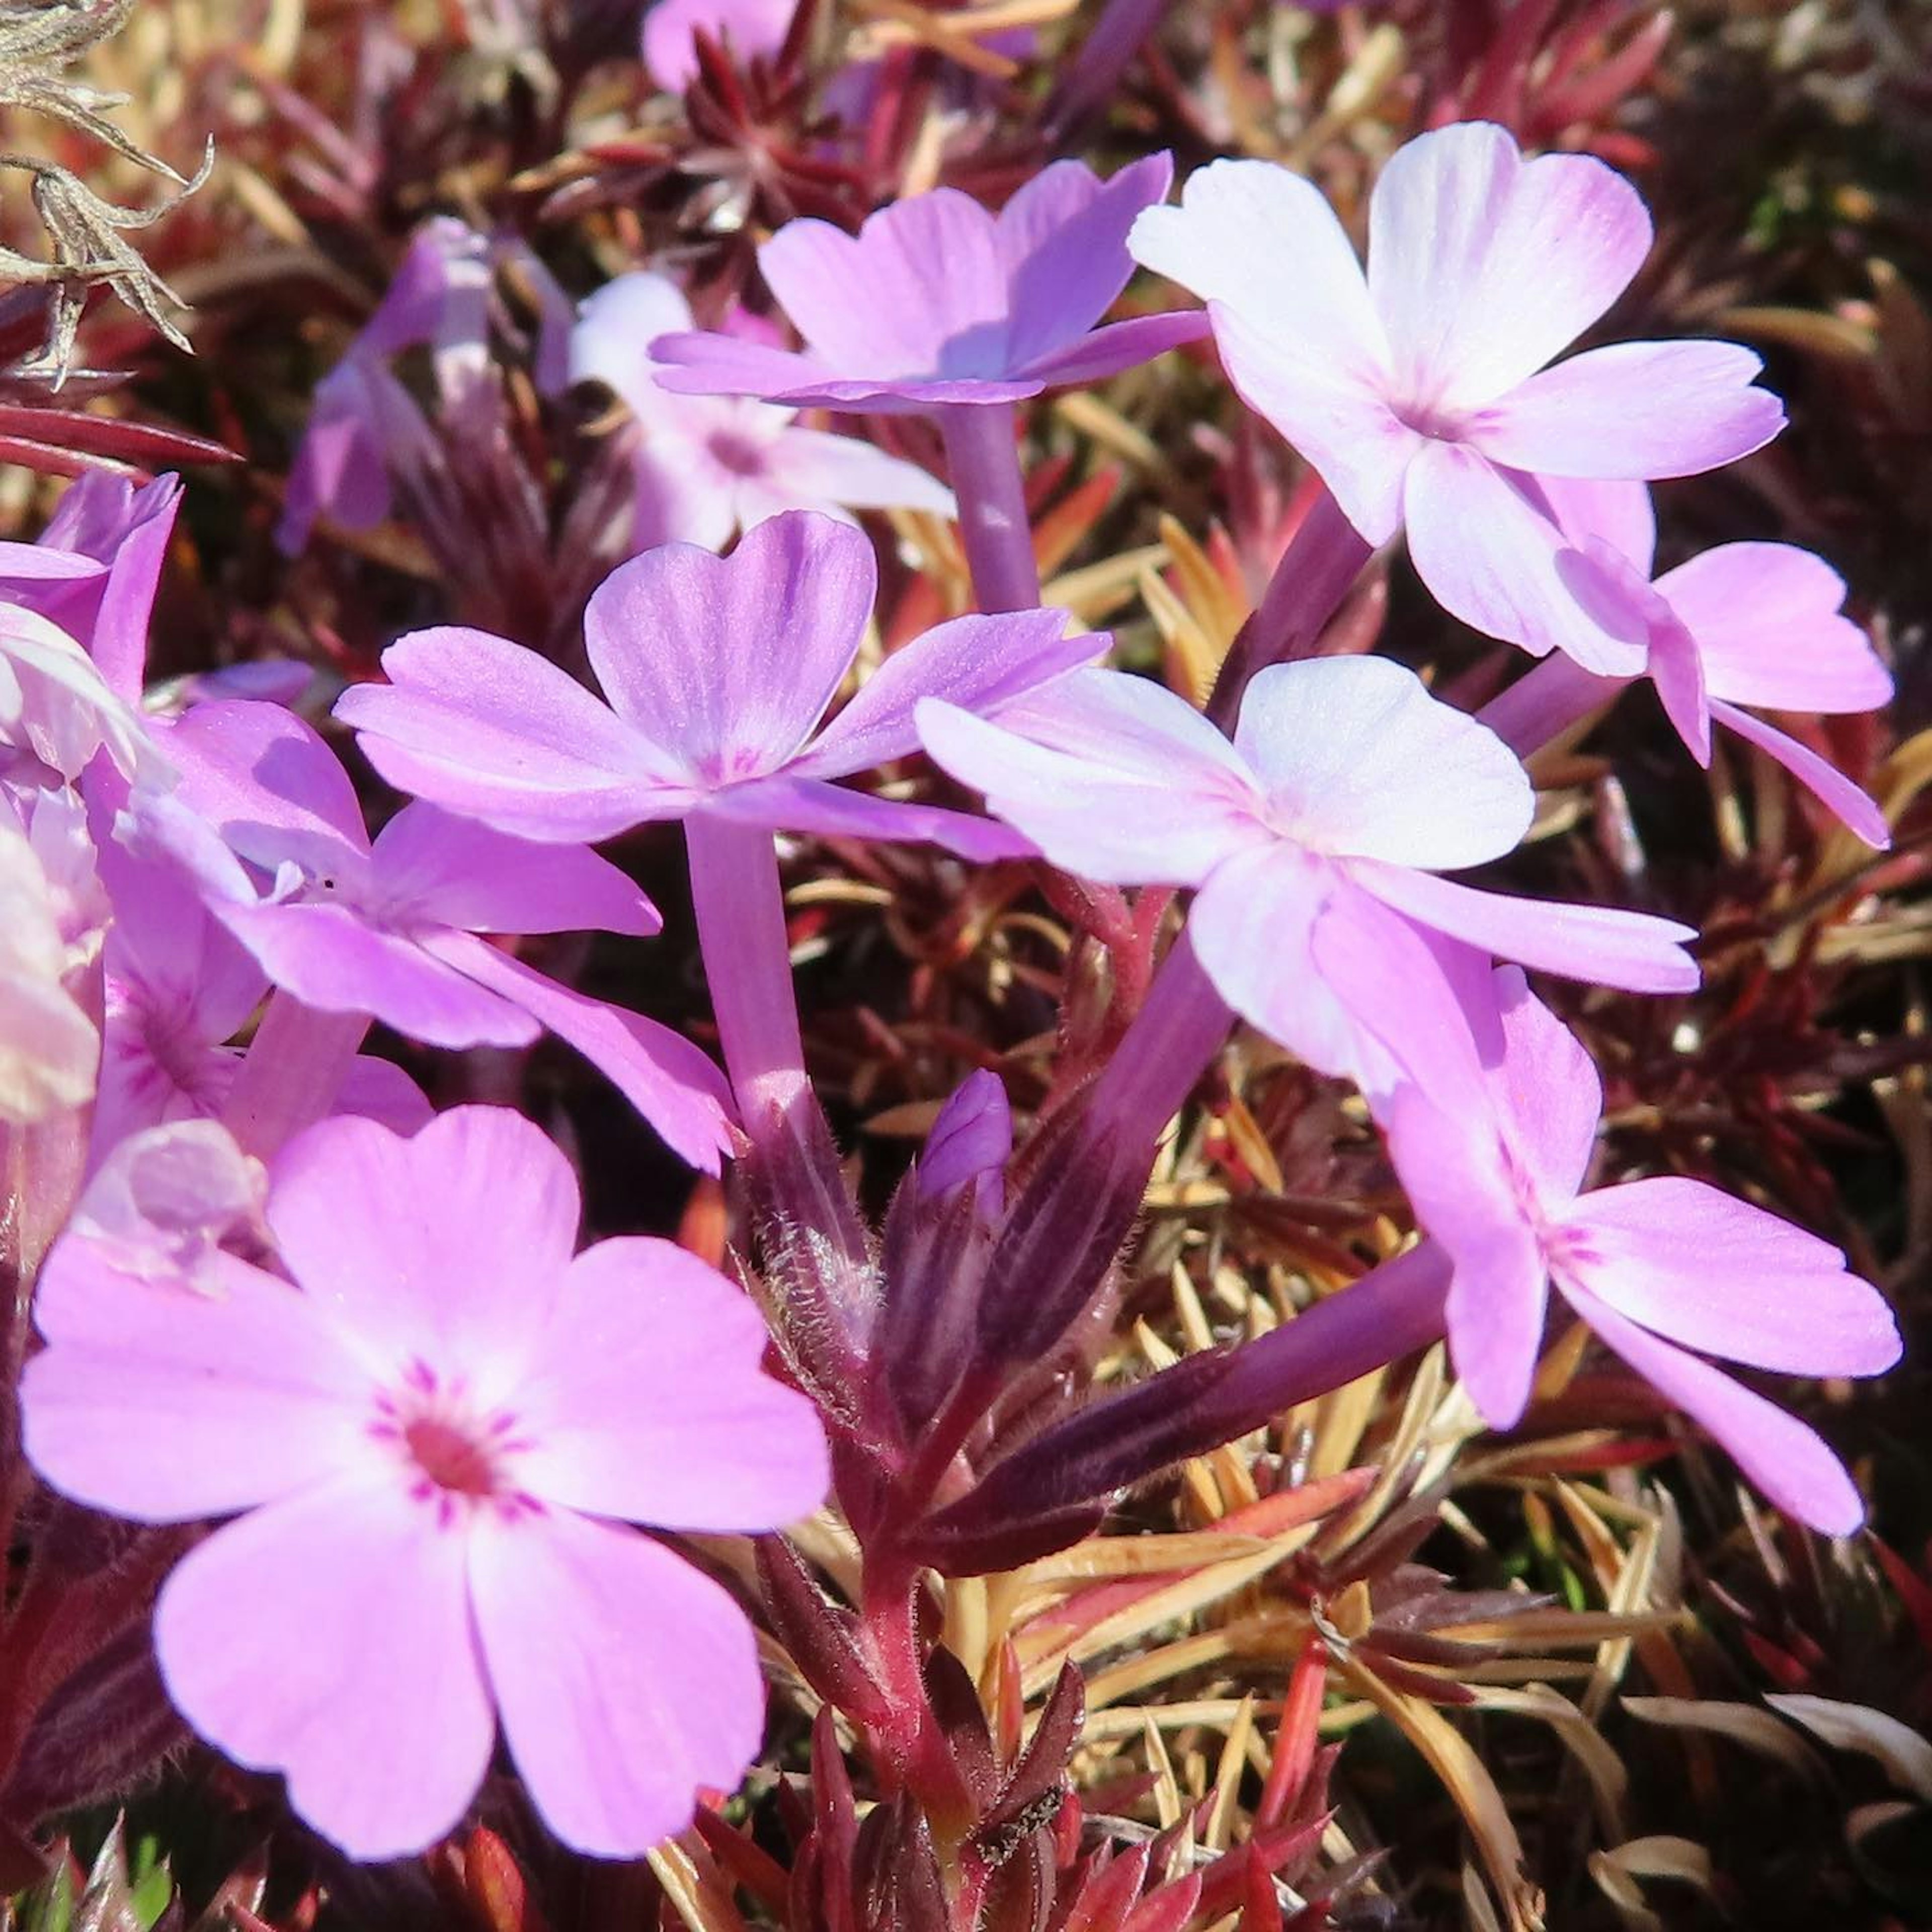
[705,429,769,478]
[1391,396,1467,442]
[369,1360,532,1515]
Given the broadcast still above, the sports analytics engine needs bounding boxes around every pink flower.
[22,1105,830,1858]
[1542,478,1894,846]
[335,511,1100,856]
[1375,965,1900,1533]
[126,700,735,1171]
[94,841,431,1153]
[641,0,795,89]
[571,272,955,553]
[916,656,1698,1099]
[1129,124,1785,672]
[649,157,1208,413]
[0,808,98,1123]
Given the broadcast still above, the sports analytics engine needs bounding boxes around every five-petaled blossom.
[1375,965,1900,1533]
[571,272,955,554]
[1542,479,1893,846]
[22,1106,830,1858]
[918,656,1698,1100]
[335,511,1099,856]
[1130,122,1784,671]
[650,157,1206,413]
[127,699,735,1170]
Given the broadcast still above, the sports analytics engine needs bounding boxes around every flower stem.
[220,993,370,1161]
[684,813,811,1140]
[1478,650,1623,756]
[1079,928,1233,1164]
[1044,0,1177,137]
[1205,488,1374,730]
[939,403,1041,614]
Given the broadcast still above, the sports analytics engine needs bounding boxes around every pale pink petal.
[1129,159,1411,541]
[1367,124,1651,410]
[1653,544,1893,714]
[1466,342,1784,478]
[569,272,702,424]
[267,1107,581,1383]
[1214,300,1417,546]
[755,423,955,521]
[1233,656,1532,868]
[1709,700,1890,850]
[1353,860,1700,994]
[1403,442,1651,673]
[208,901,539,1050]
[704,772,1032,860]
[1384,1086,1549,1426]
[1188,848,1383,1084]
[1002,154,1171,369]
[1306,883,1494,1114]
[916,675,1268,885]
[796,607,1104,780]
[369,803,660,937]
[760,195,1007,380]
[1561,1282,1869,1535]
[1488,965,1601,1205]
[428,933,737,1173]
[513,1237,827,1527]
[628,435,745,552]
[583,512,871,779]
[646,330,844,403]
[276,361,393,555]
[338,625,684,844]
[154,1475,496,1859]
[469,1507,764,1858]
[1539,474,1657,577]
[24,1246,371,1520]
[643,0,796,90]
[1562,1177,1901,1377]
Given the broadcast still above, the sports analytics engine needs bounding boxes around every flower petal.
[1353,860,1700,994]
[208,901,539,1050]
[1466,342,1785,479]
[1561,1282,1869,1535]
[1017,310,1212,390]
[1710,700,1890,850]
[1403,442,1652,673]
[1488,965,1601,1205]
[1562,1177,1901,1377]
[1367,123,1651,409]
[705,772,1033,860]
[756,424,956,520]
[1654,544,1893,714]
[24,1247,371,1520]
[796,607,1105,781]
[1384,1086,1549,1426]
[583,511,872,780]
[761,193,1008,380]
[427,934,737,1173]
[469,1507,766,1857]
[267,1107,581,1385]
[569,272,701,423]
[369,803,660,937]
[338,626,681,845]
[513,1236,828,1528]
[154,1474,496,1859]
[1233,656,1532,868]
[918,669,1267,884]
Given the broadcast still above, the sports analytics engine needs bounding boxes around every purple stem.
[220,993,370,1160]
[1044,0,1178,138]
[684,812,810,1141]
[916,1242,1454,1539]
[1205,488,1375,730]
[939,403,1041,614]
[1478,650,1625,757]
[1080,928,1234,1161]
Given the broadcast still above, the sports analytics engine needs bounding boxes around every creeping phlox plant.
[0,24,1914,1928]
